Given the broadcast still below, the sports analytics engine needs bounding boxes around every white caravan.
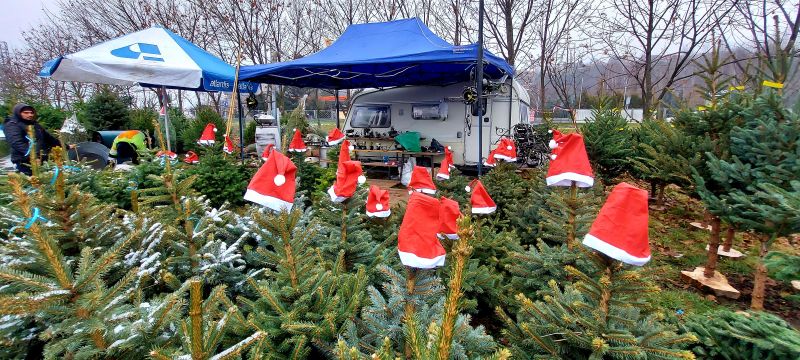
[342,81,531,167]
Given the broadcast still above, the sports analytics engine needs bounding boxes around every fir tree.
[312,187,387,275]
[241,209,369,357]
[694,92,800,309]
[498,253,697,359]
[632,120,698,207]
[683,309,800,359]
[582,103,635,184]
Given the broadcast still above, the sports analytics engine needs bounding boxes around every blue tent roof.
[239,18,513,89]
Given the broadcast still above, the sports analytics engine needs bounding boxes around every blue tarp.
[239,18,513,89]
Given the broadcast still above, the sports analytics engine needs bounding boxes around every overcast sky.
[0,0,53,49]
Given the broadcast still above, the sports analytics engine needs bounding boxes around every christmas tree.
[581,102,635,184]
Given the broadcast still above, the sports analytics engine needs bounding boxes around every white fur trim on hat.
[582,233,651,266]
[414,188,436,195]
[327,138,344,145]
[437,233,459,240]
[197,140,215,145]
[244,189,293,212]
[274,174,286,186]
[288,148,308,153]
[436,173,450,180]
[471,206,497,214]
[397,250,446,269]
[494,154,517,162]
[546,172,595,188]
[366,209,391,218]
[327,186,349,203]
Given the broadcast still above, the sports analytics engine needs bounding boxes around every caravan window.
[350,105,391,128]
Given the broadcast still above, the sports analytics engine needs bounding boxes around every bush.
[28,101,69,131]
[81,89,131,131]
[244,120,256,145]
[683,309,800,359]
[183,149,253,208]
[129,108,157,135]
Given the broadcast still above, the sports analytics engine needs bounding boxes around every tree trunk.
[656,184,666,207]
[703,216,722,278]
[403,267,417,358]
[722,227,735,252]
[650,181,657,200]
[751,238,769,310]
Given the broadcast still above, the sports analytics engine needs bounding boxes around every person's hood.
[12,103,35,121]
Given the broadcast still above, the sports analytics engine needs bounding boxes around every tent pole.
[476,0,485,176]
[237,90,245,162]
[335,89,341,129]
[162,86,171,152]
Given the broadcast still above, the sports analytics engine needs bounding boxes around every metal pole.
[476,0,485,176]
[237,89,245,162]
[335,89,341,129]
[162,86,171,152]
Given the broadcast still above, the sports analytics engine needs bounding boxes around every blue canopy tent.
[39,26,256,153]
[238,18,513,89]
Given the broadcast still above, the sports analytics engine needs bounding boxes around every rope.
[24,208,49,229]
[50,166,60,185]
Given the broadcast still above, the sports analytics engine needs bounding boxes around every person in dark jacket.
[3,103,61,175]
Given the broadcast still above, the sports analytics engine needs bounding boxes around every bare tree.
[596,0,736,118]
[484,0,539,66]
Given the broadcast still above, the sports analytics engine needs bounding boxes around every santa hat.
[155,150,177,159]
[328,160,366,203]
[483,150,497,167]
[408,166,436,194]
[244,150,297,212]
[288,129,307,153]
[438,197,461,240]
[183,151,199,164]
[398,192,446,269]
[436,154,451,180]
[222,135,235,154]
[327,127,345,145]
[582,182,651,266]
[366,185,391,218]
[197,123,217,145]
[338,139,353,165]
[261,144,275,161]
[465,179,496,214]
[546,131,594,187]
[493,137,517,162]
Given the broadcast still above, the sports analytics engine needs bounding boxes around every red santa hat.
[398,192,446,269]
[366,185,391,218]
[436,152,452,180]
[408,166,436,194]
[465,179,496,214]
[197,123,217,145]
[183,151,199,164]
[582,182,651,266]
[222,135,235,154]
[338,139,353,165]
[444,146,455,169]
[288,129,307,153]
[438,196,461,240]
[244,150,297,212]
[155,150,177,159]
[546,131,594,187]
[328,160,366,203]
[261,144,275,161]
[327,127,345,145]
[483,150,497,167]
[493,137,517,162]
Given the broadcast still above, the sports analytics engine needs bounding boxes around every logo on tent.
[111,43,164,62]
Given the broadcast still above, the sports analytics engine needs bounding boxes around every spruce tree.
[582,103,635,184]
[240,209,369,357]
[694,92,800,309]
